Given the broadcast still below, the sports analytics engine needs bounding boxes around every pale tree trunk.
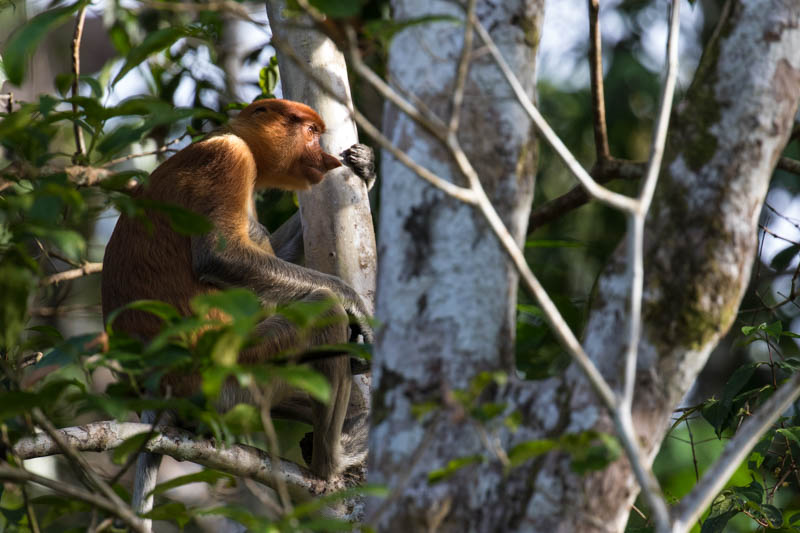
[550,2,800,531]
[265,2,377,440]
[370,0,800,532]
[369,0,539,530]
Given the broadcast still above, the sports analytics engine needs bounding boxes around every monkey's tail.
[340,411,369,471]
[132,411,162,533]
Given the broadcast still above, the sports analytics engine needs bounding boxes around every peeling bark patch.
[774,59,800,104]
[401,200,436,280]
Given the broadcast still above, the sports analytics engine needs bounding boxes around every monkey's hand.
[333,281,373,344]
[341,143,375,191]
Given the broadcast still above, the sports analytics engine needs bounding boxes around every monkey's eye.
[252,107,267,115]
[307,124,318,135]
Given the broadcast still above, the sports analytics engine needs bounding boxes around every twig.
[472,18,638,214]
[30,409,138,528]
[448,0,476,135]
[71,6,87,161]
[671,372,800,531]
[588,0,610,160]
[39,262,102,286]
[103,135,186,167]
[250,384,293,513]
[0,465,146,533]
[528,158,645,231]
[778,157,800,175]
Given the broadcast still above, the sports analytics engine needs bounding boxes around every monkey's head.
[231,99,342,191]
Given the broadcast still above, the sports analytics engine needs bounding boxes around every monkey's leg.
[240,288,351,479]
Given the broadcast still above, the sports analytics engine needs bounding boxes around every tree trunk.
[526,2,800,531]
[369,1,540,530]
[265,1,377,441]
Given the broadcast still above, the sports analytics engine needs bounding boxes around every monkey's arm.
[191,233,372,342]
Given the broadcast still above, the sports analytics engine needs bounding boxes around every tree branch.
[0,465,146,533]
[472,19,638,213]
[528,158,645,231]
[39,262,102,286]
[778,157,800,175]
[588,0,610,161]
[12,421,343,500]
[70,6,87,161]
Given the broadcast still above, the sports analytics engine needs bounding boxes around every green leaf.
[427,455,483,484]
[144,501,192,528]
[112,431,159,464]
[150,470,234,497]
[771,244,800,271]
[508,439,557,467]
[2,0,90,85]
[221,403,262,434]
[191,289,263,325]
[113,27,187,85]
[308,0,362,17]
[258,56,279,98]
[272,366,330,403]
[364,15,460,47]
[0,261,36,350]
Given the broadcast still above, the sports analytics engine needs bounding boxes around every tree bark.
[369,1,540,530]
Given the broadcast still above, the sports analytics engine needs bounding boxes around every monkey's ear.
[322,152,342,171]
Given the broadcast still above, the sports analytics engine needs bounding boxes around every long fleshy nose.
[322,152,342,171]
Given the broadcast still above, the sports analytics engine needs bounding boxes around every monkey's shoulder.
[152,133,257,185]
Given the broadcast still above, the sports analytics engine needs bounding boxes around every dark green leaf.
[308,0,362,17]
[113,27,187,85]
[427,455,484,484]
[525,239,584,248]
[272,366,330,403]
[508,439,557,467]
[771,244,800,271]
[150,470,234,497]
[112,431,159,464]
[144,501,191,528]
[2,0,90,85]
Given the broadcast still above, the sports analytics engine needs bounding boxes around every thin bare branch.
[71,6,87,161]
[472,17,638,214]
[39,262,102,286]
[448,0,477,135]
[620,2,682,530]
[588,0,610,160]
[30,410,143,531]
[104,135,186,167]
[528,158,645,231]
[0,465,146,533]
[672,372,800,531]
[778,157,800,175]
